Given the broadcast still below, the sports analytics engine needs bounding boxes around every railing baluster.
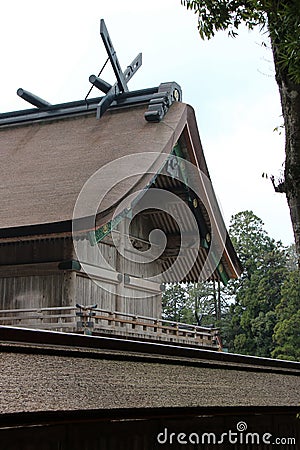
[0,306,220,349]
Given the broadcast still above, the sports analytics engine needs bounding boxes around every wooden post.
[116,220,126,313]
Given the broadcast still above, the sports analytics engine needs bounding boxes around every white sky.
[0,0,294,245]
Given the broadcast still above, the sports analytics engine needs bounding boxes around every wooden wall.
[74,220,163,317]
[0,238,70,265]
[0,274,66,310]
[0,238,74,310]
[0,216,163,319]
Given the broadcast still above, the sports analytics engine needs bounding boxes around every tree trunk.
[281,78,300,264]
[270,40,300,266]
[217,279,221,321]
[213,281,217,319]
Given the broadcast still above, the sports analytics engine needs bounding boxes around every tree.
[162,281,229,326]
[225,211,288,356]
[272,269,300,361]
[285,243,298,271]
[162,283,194,323]
[181,0,300,263]
[228,211,277,276]
[188,280,230,325]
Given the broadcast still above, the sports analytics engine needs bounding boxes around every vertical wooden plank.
[62,271,76,307]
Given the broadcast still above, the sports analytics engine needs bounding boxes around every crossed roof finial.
[14,19,182,124]
[89,19,142,119]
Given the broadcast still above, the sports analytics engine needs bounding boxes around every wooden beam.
[78,262,122,284]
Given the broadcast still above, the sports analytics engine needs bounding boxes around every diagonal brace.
[96,52,142,119]
[100,19,128,93]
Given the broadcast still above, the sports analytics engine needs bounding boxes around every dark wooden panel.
[0,411,298,449]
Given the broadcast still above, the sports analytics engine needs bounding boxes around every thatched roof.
[0,103,187,230]
[0,328,299,415]
[0,98,242,279]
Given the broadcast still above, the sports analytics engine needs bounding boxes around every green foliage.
[267,1,300,84]
[229,210,276,275]
[162,283,192,323]
[181,0,266,38]
[181,0,300,83]
[286,243,298,271]
[251,310,277,357]
[272,270,300,361]
[162,211,299,360]
[162,280,226,326]
[225,210,289,357]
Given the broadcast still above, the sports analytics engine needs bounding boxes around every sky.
[0,0,294,246]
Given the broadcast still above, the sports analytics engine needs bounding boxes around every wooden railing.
[0,306,220,349]
[0,306,75,329]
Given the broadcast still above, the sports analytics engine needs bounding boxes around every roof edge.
[0,326,299,373]
[0,87,159,127]
[0,405,297,426]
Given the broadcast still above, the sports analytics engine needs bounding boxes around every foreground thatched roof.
[0,328,299,415]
